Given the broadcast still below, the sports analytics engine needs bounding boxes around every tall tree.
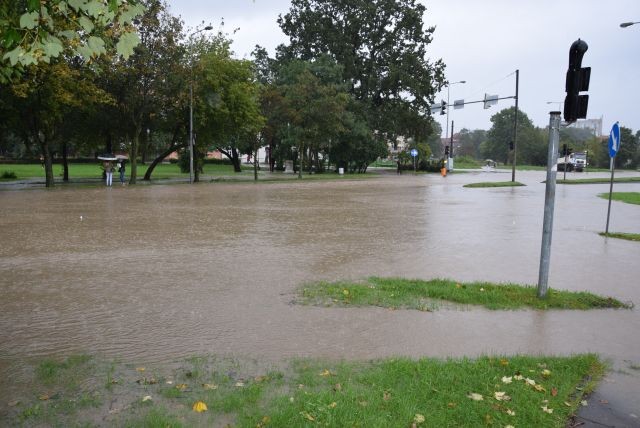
[277,0,446,145]
[483,107,543,165]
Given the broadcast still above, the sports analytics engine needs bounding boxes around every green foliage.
[0,0,145,81]
[1,170,17,179]
[278,0,445,151]
[599,232,640,242]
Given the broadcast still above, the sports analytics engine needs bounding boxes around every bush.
[1,171,17,179]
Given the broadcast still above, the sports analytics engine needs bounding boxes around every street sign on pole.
[410,149,418,157]
[453,99,464,109]
[608,122,620,157]
[605,122,620,234]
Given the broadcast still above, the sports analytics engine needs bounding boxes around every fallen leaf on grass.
[447,402,457,408]
[257,416,270,427]
[533,384,546,393]
[505,425,515,428]
[7,400,20,407]
[551,387,558,396]
[541,405,553,414]
[499,359,509,366]
[301,411,315,421]
[328,402,337,409]
[192,401,208,412]
[506,409,515,416]
[176,383,188,391]
[541,369,551,377]
[467,392,483,401]
[333,383,342,392]
[581,400,588,407]
[383,391,391,401]
[202,383,217,390]
[525,378,536,385]
[235,382,245,387]
[319,369,332,377]
[413,413,425,424]
[514,374,524,381]
[494,392,511,401]
[38,394,50,401]
[342,289,349,296]
[135,367,145,372]
[501,376,513,384]
[142,395,152,402]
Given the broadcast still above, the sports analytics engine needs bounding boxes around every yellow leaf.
[501,376,513,384]
[38,394,50,401]
[514,375,524,381]
[541,369,551,377]
[301,412,315,421]
[581,400,588,406]
[328,402,337,409]
[202,383,217,390]
[564,401,572,407]
[447,402,457,408]
[506,409,515,416]
[142,395,152,402]
[525,378,536,385]
[533,384,546,393]
[506,425,515,428]
[500,358,509,366]
[192,401,208,412]
[176,383,188,391]
[455,283,462,288]
[319,369,332,377]
[135,367,145,372]
[467,392,483,401]
[343,289,349,296]
[413,413,426,424]
[235,382,245,387]
[383,391,391,401]
[541,405,553,414]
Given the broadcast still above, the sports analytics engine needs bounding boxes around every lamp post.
[188,25,213,184]
[445,80,466,140]
[546,101,563,112]
[620,21,639,28]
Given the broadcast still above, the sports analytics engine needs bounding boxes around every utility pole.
[537,111,561,298]
[511,69,519,182]
[449,120,454,171]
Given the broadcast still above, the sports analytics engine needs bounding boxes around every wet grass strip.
[463,181,526,188]
[4,353,605,428]
[299,277,632,310]
[557,176,640,185]
[599,232,640,242]
[598,192,640,205]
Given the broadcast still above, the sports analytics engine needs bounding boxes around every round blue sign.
[608,122,620,158]
[410,149,418,157]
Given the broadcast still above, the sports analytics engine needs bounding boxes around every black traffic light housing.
[562,144,567,156]
[444,145,450,156]
[563,39,591,123]
[440,100,447,115]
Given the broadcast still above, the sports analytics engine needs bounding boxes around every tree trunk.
[253,147,258,181]
[144,143,185,181]
[62,140,69,182]
[40,139,54,187]
[217,147,242,172]
[129,126,141,184]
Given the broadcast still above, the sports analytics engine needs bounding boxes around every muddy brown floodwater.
[1,170,639,412]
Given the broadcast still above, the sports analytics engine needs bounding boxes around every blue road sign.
[608,122,620,158]
[410,149,418,157]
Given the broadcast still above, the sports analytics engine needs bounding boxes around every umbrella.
[98,154,117,161]
[115,154,129,160]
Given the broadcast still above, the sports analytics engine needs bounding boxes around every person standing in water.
[118,160,126,185]
[103,161,114,186]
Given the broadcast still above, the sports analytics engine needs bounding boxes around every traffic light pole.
[537,111,561,299]
[511,69,519,182]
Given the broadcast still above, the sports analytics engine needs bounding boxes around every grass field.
[6,353,606,427]
[598,192,640,205]
[298,277,632,311]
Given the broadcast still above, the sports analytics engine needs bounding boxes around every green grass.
[453,156,482,169]
[598,192,640,205]
[298,277,632,311]
[599,232,640,242]
[6,353,606,427]
[558,176,640,185]
[463,181,526,188]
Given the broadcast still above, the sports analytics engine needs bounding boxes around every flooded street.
[1,170,639,409]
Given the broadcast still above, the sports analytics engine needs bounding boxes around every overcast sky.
[168,0,640,136]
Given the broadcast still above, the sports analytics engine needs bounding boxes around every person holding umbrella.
[98,154,117,186]
[118,159,126,185]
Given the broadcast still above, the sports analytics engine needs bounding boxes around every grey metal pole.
[511,69,519,182]
[605,157,616,234]
[445,85,450,140]
[537,111,561,299]
[189,82,194,184]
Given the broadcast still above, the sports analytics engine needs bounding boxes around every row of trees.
[1,0,448,186]
[456,107,639,170]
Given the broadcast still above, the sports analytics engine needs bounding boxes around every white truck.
[557,151,587,172]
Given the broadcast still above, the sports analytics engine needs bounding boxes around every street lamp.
[620,21,639,28]
[546,101,563,112]
[445,80,466,140]
[188,25,213,184]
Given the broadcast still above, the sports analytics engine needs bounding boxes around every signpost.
[605,122,620,234]
[410,148,418,172]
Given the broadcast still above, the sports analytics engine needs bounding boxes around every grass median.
[298,277,632,311]
[598,192,640,205]
[557,176,640,185]
[463,181,525,188]
[4,353,608,427]
[599,232,640,242]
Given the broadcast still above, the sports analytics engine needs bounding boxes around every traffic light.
[563,39,591,123]
[444,145,450,156]
[562,144,567,156]
[509,141,514,151]
[440,100,447,115]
